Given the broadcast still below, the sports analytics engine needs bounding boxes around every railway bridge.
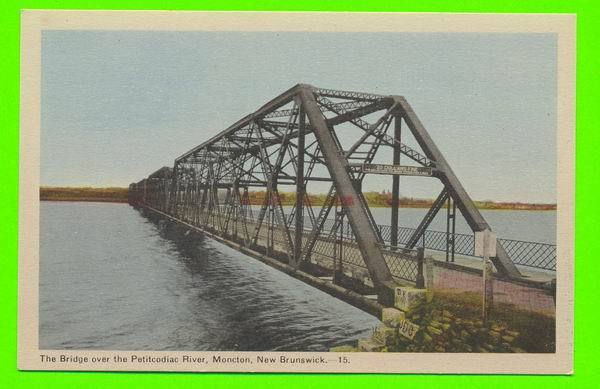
[128,84,556,315]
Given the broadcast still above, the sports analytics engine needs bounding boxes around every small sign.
[397,318,420,340]
[474,229,497,257]
[358,164,433,177]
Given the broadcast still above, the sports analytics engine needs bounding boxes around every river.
[39,201,380,351]
[275,205,556,244]
[39,201,556,351]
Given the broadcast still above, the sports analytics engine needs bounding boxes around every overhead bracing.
[131,84,522,306]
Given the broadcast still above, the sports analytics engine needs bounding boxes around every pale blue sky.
[41,31,556,203]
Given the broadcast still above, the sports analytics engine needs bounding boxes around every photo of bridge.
[35,26,561,357]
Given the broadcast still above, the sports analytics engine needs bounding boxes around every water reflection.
[39,202,379,351]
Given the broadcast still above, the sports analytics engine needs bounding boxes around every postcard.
[18,10,574,374]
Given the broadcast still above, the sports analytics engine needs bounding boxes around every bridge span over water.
[128,84,556,314]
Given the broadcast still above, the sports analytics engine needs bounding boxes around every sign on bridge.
[355,163,433,177]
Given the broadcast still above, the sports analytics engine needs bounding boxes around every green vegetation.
[334,290,555,353]
[390,290,555,353]
[40,187,129,203]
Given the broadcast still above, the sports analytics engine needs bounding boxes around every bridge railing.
[143,199,556,272]
[272,211,556,271]
[296,225,424,285]
[378,244,425,286]
[197,205,557,272]
[169,205,425,285]
[377,224,556,271]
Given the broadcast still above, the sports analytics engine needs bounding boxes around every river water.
[275,205,556,244]
[39,202,380,351]
[39,201,556,351]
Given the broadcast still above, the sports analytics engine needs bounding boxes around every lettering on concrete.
[397,318,420,340]
[359,164,433,177]
[394,286,427,312]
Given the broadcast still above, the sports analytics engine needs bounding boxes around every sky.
[41,31,557,203]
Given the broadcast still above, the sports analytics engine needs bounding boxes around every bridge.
[128,84,556,315]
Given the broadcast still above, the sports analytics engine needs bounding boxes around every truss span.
[130,84,531,307]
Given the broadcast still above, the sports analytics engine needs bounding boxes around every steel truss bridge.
[129,84,556,309]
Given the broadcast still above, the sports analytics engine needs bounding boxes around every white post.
[476,229,496,322]
[483,258,494,322]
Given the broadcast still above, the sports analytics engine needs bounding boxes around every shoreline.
[39,187,556,211]
[40,198,129,204]
[39,198,556,211]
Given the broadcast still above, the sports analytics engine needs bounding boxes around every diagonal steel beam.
[326,99,392,127]
[394,96,521,278]
[299,86,398,304]
[405,189,449,250]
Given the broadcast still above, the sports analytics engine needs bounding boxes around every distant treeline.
[40,187,129,203]
[246,191,556,210]
[40,187,556,210]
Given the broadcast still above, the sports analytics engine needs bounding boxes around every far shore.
[41,198,129,203]
[40,186,556,211]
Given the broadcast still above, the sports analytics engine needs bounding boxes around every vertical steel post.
[451,198,456,262]
[337,211,344,284]
[294,105,306,266]
[391,115,401,248]
[268,199,274,256]
[333,201,339,276]
[416,247,425,289]
[446,196,456,263]
[242,187,250,246]
[233,182,239,239]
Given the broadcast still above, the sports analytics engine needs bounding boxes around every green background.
[1,0,596,387]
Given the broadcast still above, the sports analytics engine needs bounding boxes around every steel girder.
[394,96,522,278]
[133,84,522,306]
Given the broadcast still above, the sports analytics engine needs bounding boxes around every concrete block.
[357,338,385,352]
[394,286,427,312]
[373,325,397,346]
[381,307,405,327]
